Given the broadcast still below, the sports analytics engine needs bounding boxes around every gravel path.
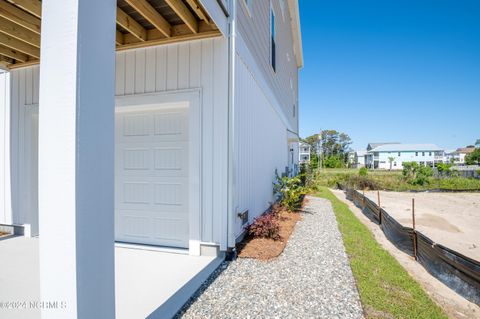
[176,196,364,319]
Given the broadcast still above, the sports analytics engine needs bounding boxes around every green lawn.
[311,168,480,191]
[314,187,447,319]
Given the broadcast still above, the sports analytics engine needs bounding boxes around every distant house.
[365,143,444,169]
[445,147,476,165]
[348,150,367,168]
[299,142,311,164]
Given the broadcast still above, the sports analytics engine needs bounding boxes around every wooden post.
[412,198,417,260]
[362,189,366,209]
[377,190,382,224]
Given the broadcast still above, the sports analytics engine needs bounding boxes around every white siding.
[8,38,229,247]
[233,53,289,238]
[237,0,299,133]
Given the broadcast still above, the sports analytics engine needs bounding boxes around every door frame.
[116,89,202,255]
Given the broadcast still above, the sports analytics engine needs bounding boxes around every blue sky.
[298,0,480,151]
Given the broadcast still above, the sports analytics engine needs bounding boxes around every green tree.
[465,148,480,165]
[388,157,395,170]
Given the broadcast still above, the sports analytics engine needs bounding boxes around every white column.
[38,0,116,318]
[0,71,11,225]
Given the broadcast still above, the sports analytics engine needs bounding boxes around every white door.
[115,106,189,248]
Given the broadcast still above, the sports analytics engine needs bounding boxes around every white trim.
[115,89,203,256]
[236,32,295,133]
[240,0,252,17]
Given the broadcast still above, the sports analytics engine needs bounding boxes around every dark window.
[415,152,418,156]
[398,152,401,156]
[422,152,425,156]
[271,8,276,71]
[429,152,432,156]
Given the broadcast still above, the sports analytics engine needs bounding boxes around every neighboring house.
[351,150,367,168]
[445,147,475,165]
[0,1,303,316]
[299,142,311,163]
[365,143,444,169]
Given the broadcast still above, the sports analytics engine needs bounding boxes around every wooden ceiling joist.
[0,43,26,61]
[1,0,222,68]
[124,0,171,38]
[0,0,41,34]
[0,31,39,58]
[0,16,39,47]
[185,0,210,24]
[164,0,198,34]
[5,0,41,19]
[116,30,124,45]
[116,7,147,41]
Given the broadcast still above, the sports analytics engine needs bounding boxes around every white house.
[299,141,310,164]
[349,150,367,168]
[445,147,475,165]
[365,143,444,170]
[0,1,302,317]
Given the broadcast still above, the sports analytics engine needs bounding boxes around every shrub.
[247,213,280,240]
[324,155,345,168]
[273,172,306,211]
[359,167,368,176]
[403,162,433,185]
[347,175,379,190]
[437,163,452,173]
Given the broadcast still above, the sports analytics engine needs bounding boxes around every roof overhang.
[0,0,223,69]
[287,0,303,69]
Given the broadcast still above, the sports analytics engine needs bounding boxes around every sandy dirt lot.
[363,190,480,261]
[331,189,480,319]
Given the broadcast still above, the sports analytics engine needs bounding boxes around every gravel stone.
[176,196,364,319]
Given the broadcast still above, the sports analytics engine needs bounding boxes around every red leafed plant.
[247,213,280,240]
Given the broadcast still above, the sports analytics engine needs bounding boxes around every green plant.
[358,167,368,176]
[323,155,345,168]
[465,148,480,165]
[402,162,433,185]
[247,213,280,240]
[273,172,306,211]
[388,156,395,170]
[437,163,452,173]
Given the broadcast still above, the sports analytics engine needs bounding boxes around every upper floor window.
[422,152,425,156]
[270,6,276,71]
[415,152,418,156]
[398,152,401,156]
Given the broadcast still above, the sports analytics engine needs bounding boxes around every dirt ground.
[362,190,480,261]
[331,189,480,319]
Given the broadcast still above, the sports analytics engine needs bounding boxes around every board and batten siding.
[237,0,299,133]
[233,53,289,238]
[7,38,229,248]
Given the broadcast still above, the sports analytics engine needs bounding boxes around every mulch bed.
[236,203,305,261]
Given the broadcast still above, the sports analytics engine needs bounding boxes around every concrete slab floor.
[0,236,222,319]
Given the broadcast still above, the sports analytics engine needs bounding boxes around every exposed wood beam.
[9,30,221,69]
[0,31,39,57]
[164,0,198,34]
[0,16,40,47]
[116,30,124,46]
[124,0,171,38]
[6,0,41,19]
[0,0,41,34]
[5,57,37,69]
[0,43,27,61]
[185,0,210,24]
[123,20,215,45]
[118,30,220,51]
[116,7,147,42]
